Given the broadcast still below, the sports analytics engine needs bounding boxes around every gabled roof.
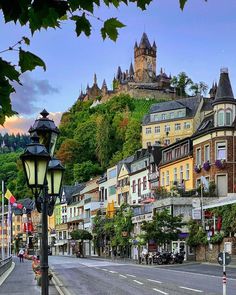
[117,155,134,175]
[12,198,35,215]
[63,183,85,205]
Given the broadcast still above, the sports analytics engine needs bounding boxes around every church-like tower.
[134,33,157,83]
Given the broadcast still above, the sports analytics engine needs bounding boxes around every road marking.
[109,270,118,273]
[133,280,143,285]
[126,274,136,277]
[153,288,168,295]
[147,279,162,284]
[179,286,203,293]
[119,274,127,278]
[102,268,108,271]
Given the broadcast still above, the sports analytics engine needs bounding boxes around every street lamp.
[20,110,64,295]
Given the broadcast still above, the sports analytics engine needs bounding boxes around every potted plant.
[215,159,226,169]
[194,164,201,173]
[203,161,211,171]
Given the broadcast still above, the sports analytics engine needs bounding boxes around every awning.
[54,242,67,246]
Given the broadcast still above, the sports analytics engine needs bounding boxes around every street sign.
[218,252,231,265]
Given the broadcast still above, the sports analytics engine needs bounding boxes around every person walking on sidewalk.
[18,249,24,263]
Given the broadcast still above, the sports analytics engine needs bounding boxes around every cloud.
[11,73,59,115]
[0,112,62,135]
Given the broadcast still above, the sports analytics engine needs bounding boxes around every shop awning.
[54,242,67,246]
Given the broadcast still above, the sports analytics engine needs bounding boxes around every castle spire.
[152,41,157,50]
[116,66,122,80]
[139,32,151,49]
[129,62,134,76]
[94,73,97,85]
[102,79,107,88]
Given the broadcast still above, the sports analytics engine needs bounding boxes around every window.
[170,112,174,119]
[146,127,151,134]
[176,138,181,142]
[108,168,116,179]
[138,179,141,195]
[180,166,183,181]
[155,126,160,133]
[216,141,226,160]
[132,180,136,193]
[166,171,170,186]
[154,114,159,121]
[161,172,165,186]
[108,185,116,196]
[186,163,190,180]
[162,114,166,120]
[184,122,191,129]
[143,176,147,190]
[183,144,189,155]
[217,110,224,126]
[226,109,232,125]
[175,123,181,130]
[165,125,170,133]
[204,145,210,162]
[174,147,181,158]
[166,151,172,161]
[196,148,201,165]
[174,168,177,182]
[177,111,183,117]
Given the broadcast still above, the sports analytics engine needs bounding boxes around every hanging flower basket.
[203,161,211,171]
[215,159,226,169]
[194,165,201,173]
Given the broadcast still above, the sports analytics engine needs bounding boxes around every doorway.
[172,240,186,260]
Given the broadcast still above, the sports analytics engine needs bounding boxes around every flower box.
[215,159,226,169]
[194,165,201,173]
[203,161,211,171]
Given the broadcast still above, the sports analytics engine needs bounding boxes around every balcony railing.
[67,214,84,222]
[148,171,159,181]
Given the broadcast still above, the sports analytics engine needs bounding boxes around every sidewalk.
[0,257,59,295]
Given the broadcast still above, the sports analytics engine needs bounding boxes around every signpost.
[218,250,231,295]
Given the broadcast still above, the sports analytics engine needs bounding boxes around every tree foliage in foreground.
[0,0,204,124]
[141,209,183,245]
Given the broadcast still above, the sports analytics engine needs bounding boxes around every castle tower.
[212,68,236,127]
[134,33,157,83]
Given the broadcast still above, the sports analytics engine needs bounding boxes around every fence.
[0,256,12,277]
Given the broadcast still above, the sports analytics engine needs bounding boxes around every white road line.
[109,270,118,273]
[147,279,162,284]
[153,288,168,295]
[126,274,136,277]
[179,286,203,293]
[133,280,143,285]
[119,274,127,278]
[102,268,108,271]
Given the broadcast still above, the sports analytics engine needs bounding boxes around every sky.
[1,0,236,134]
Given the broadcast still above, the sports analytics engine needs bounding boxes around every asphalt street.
[49,256,236,295]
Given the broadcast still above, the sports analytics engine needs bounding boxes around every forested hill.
[56,94,167,185]
[0,133,30,153]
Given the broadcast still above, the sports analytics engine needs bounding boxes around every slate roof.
[117,155,135,175]
[213,69,235,105]
[62,184,85,205]
[143,96,202,125]
[139,32,151,49]
[12,198,35,215]
[201,97,214,112]
[193,114,214,136]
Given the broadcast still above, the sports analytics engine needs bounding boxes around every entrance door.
[216,175,227,197]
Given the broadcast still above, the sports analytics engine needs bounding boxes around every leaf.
[0,78,17,125]
[71,14,91,37]
[23,36,30,45]
[19,49,46,73]
[179,0,187,10]
[130,0,152,10]
[101,18,125,41]
[0,0,30,23]
[68,0,94,13]
[0,58,20,82]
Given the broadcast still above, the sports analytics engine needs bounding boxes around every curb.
[51,270,72,295]
[0,262,15,286]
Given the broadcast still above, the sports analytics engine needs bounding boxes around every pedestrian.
[18,248,24,263]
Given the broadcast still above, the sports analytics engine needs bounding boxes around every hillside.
[56,94,167,184]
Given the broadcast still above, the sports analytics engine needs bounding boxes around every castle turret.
[134,32,157,82]
[116,66,122,81]
[101,79,108,95]
[213,68,236,127]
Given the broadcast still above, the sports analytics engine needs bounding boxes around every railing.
[148,171,159,181]
[0,256,12,277]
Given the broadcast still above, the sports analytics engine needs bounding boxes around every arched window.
[217,110,224,126]
[225,109,232,125]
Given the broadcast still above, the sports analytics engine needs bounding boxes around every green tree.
[70,229,93,256]
[73,160,102,183]
[190,81,208,96]
[123,118,141,157]
[186,220,208,247]
[0,0,198,124]
[141,209,183,246]
[171,72,193,97]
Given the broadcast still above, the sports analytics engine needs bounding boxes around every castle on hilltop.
[78,33,177,104]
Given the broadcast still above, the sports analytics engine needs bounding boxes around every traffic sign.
[218,252,231,265]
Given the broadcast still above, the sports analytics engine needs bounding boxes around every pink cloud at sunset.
[0,112,62,135]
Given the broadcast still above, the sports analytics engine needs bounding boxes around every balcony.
[67,214,84,222]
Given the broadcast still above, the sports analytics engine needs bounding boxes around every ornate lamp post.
[20,111,64,295]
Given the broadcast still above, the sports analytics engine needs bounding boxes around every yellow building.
[159,138,194,193]
[116,156,134,205]
[142,96,204,148]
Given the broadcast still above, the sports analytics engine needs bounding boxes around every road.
[49,256,236,295]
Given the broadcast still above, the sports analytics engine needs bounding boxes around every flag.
[5,189,16,204]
